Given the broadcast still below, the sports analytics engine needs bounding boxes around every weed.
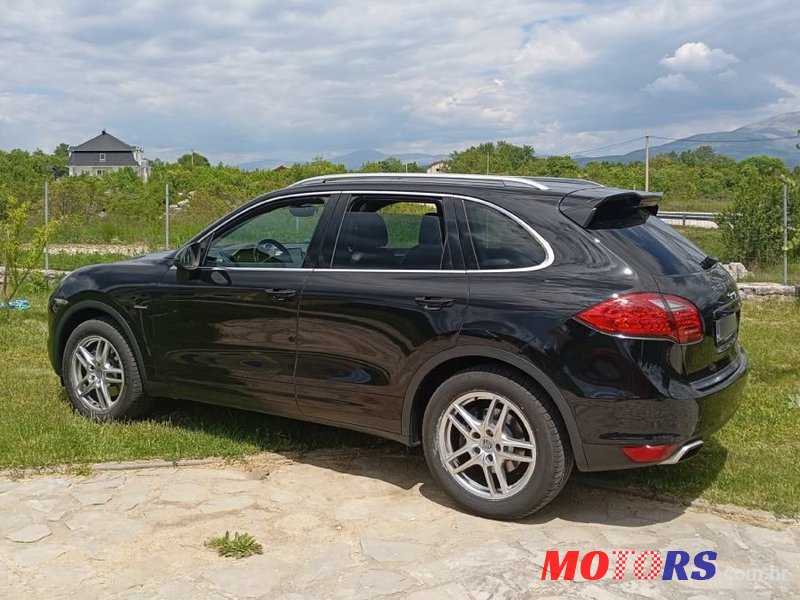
[206,531,263,559]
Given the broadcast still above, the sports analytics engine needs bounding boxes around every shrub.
[0,193,59,311]
[717,160,798,267]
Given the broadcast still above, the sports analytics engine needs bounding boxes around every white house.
[67,130,151,181]
[426,160,447,174]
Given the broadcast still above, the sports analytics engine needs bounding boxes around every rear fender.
[401,346,589,470]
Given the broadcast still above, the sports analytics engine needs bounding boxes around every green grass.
[51,216,205,248]
[40,252,134,271]
[660,197,731,213]
[674,226,728,260]
[1,285,798,516]
[675,226,800,284]
[206,531,264,559]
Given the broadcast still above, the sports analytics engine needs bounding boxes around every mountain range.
[239,150,447,171]
[238,111,800,171]
[575,112,800,167]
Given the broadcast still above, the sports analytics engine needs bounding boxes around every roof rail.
[286,172,550,190]
[524,176,603,187]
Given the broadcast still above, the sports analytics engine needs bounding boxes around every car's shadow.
[147,398,728,527]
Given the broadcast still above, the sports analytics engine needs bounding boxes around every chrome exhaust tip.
[659,440,704,465]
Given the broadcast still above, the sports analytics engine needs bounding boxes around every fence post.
[44,181,50,271]
[783,182,788,286]
[165,183,170,249]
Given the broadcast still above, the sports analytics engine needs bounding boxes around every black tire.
[422,365,573,520]
[62,317,154,421]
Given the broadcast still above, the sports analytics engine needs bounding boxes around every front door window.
[204,197,326,268]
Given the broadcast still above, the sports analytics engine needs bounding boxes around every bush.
[717,159,798,267]
[0,193,59,310]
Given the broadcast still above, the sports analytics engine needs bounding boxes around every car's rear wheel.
[62,318,153,420]
[422,366,572,519]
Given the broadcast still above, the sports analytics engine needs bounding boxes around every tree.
[0,192,59,311]
[446,141,535,174]
[541,155,581,177]
[717,159,794,265]
[358,157,424,173]
[177,152,211,168]
[53,143,70,161]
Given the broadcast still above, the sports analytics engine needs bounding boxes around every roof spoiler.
[558,187,662,228]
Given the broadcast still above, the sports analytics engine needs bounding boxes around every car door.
[146,193,334,415]
[295,192,468,434]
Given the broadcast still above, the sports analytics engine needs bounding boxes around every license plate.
[715,313,738,345]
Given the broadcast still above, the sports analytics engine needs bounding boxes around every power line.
[566,136,646,157]
[650,134,800,144]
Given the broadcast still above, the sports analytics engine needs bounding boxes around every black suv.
[48,174,748,519]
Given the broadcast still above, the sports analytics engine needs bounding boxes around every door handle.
[415,296,455,310]
[265,288,297,301]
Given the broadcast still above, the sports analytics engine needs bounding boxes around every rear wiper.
[700,255,719,270]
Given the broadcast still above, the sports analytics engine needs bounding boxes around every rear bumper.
[575,349,748,472]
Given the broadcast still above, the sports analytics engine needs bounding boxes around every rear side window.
[593,212,708,275]
[331,196,448,270]
[464,200,547,269]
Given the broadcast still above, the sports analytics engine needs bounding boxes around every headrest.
[343,211,388,249]
[418,214,442,245]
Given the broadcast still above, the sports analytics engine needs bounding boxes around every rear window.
[593,211,708,275]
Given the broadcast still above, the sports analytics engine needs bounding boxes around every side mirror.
[175,243,201,271]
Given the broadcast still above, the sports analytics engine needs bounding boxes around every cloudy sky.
[1,0,799,164]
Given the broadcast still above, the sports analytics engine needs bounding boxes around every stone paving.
[0,450,797,599]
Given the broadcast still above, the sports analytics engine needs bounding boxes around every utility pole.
[165,183,170,249]
[486,151,490,175]
[644,132,650,192]
[783,182,789,286]
[191,148,195,168]
[44,181,50,271]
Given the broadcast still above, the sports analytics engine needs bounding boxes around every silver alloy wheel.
[437,391,537,500]
[69,335,125,412]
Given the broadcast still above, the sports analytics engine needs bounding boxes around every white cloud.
[645,73,700,95]
[661,42,739,73]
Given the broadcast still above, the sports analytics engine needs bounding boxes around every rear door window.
[463,200,548,269]
[331,196,449,270]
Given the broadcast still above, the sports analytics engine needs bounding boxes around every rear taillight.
[621,444,678,463]
[576,292,703,343]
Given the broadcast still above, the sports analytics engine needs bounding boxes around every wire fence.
[33,181,800,286]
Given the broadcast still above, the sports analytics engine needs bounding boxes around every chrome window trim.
[188,189,554,274]
[320,190,554,274]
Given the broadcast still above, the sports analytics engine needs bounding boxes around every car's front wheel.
[422,366,573,519]
[62,318,153,420]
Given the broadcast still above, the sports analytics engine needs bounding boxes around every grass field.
[1,281,798,515]
[660,197,732,213]
[39,252,134,271]
[676,226,800,285]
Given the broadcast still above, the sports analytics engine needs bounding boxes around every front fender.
[50,295,149,384]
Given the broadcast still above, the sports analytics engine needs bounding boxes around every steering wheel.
[214,248,237,265]
[253,238,292,263]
